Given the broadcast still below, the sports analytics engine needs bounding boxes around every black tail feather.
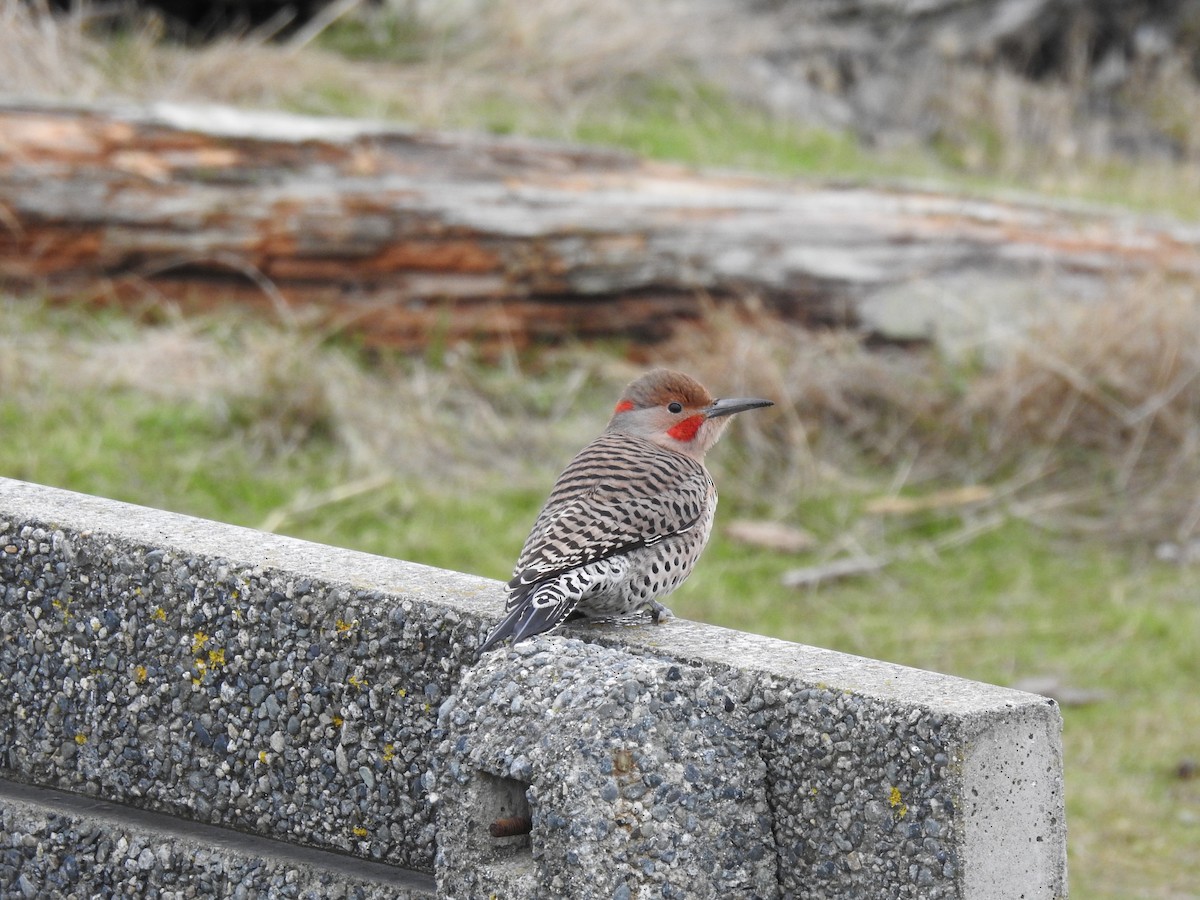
[476,583,576,657]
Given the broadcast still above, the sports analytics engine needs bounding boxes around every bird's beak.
[705,396,774,419]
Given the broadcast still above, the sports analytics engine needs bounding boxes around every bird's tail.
[476,582,576,657]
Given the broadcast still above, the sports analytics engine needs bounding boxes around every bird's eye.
[667,401,683,414]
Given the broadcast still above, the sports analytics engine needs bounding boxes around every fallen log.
[2,101,1198,350]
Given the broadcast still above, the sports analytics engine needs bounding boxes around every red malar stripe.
[667,415,704,442]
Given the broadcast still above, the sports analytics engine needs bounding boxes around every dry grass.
[970,277,1200,539]
[392,0,713,120]
[0,1,108,99]
[973,278,1200,452]
[0,0,742,130]
[923,49,1200,217]
[0,298,630,489]
[0,1,352,109]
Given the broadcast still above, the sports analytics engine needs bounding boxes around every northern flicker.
[478,368,772,655]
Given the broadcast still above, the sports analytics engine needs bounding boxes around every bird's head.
[606,368,773,460]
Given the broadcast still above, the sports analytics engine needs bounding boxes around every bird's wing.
[506,433,711,606]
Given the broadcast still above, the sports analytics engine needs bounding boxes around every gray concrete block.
[0,477,1067,898]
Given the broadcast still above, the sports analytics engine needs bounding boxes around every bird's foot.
[650,602,674,625]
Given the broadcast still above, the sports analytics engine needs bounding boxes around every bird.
[478,368,773,655]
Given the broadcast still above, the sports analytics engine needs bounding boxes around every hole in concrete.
[457,771,538,894]
[478,772,532,852]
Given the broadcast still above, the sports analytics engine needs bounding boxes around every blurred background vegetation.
[2,1,1199,896]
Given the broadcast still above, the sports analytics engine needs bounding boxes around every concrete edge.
[960,701,1068,899]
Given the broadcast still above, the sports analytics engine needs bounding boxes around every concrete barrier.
[0,477,1067,898]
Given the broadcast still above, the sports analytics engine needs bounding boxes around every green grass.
[571,78,1200,218]
[571,81,877,177]
[312,11,430,64]
[2,391,319,527]
[2,302,1197,897]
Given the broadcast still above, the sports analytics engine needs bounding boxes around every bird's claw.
[650,602,674,625]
